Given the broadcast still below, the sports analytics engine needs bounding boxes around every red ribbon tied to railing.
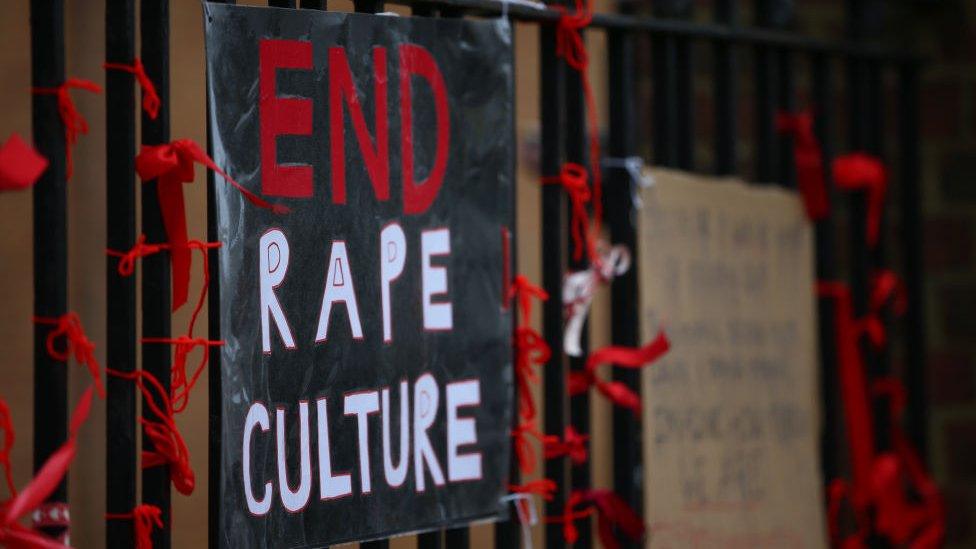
[569,330,670,417]
[0,134,48,192]
[103,58,161,120]
[547,489,645,549]
[543,425,589,465]
[33,313,106,399]
[0,386,94,549]
[541,163,593,263]
[775,110,829,220]
[0,400,14,498]
[509,275,551,424]
[30,78,102,181]
[135,138,289,311]
[832,153,887,247]
[106,504,163,549]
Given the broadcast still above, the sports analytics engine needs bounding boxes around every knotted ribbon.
[776,110,829,220]
[33,313,105,399]
[0,386,94,549]
[108,235,225,412]
[509,275,551,424]
[105,368,194,495]
[547,489,645,549]
[0,134,48,191]
[511,421,544,476]
[135,138,288,310]
[563,243,630,356]
[30,78,102,180]
[543,425,589,465]
[541,163,593,263]
[832,153,887,247]
[552,0,603,253]
[105,504,163,549]
[569,331,670,417]
[103,58,160,120]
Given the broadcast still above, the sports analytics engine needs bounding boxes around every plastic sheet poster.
[638,170,827,548]
[204,4,515,546]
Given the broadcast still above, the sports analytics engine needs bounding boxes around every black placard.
[204,4,514,546]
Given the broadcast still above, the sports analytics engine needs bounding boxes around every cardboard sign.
[639,170,827,548]
[204,4,514,546]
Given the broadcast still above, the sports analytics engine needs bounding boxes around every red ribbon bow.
[0,134,48,192]
[776,110,829,220]
[0,386,94,549]
[509,275,551,424]
[106,504,163,549]
[542,163,593,263]
[543,425,589,465]
[547,489,645,549]
[34,313,105,399]
[105,369,194,495]
[135,139,288,311]
[832,153,887,247]
[30,78,102,180]
[569,330,670,417]
[103,58,161,120]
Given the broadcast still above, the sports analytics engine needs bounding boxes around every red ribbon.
[775,110,829,220]
[105,504,163,549]
[105,368,194,496]
[103,58,160,120]
[30,78,102,180]
[857,269,908,350]
[569,330,670,416]
[552,0,603,256]
[511,421,542,476]
[0,386,94,549]
[509,276,551,424]
[832,153,887,247]
[0,400,15,498]
[0,134,48,191]
[108,235,224,412]
[817,281,876,505]
[33,313,105,399]
[135,139,288,311]
[547,489,645,549]
[541,163,593,263]
[543,425,589,465]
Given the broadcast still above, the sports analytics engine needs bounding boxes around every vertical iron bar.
[898,62,927,457]
[651,16,675,167]
[300,0,326,8]
[563,14,591,549]
[776,46,795,187]
[811,52,841,483]
[29,0,68,539]
[713,0,736,175]
[268,0,297,7]
[674,12,694,170]
[417,531,444,549]
[606,26,641,549]
[141,0,171,546]
[445,527,470,547]
[754,1,777,182]
[105,0,137,546]
[541,14,568,549]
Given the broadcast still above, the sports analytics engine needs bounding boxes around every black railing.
[22,0,926,548]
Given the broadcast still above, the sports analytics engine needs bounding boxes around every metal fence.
[26,0,923,547]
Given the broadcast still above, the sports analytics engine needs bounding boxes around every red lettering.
[259,39,313,198]
[399,44,450,215]
[329,47,390,204]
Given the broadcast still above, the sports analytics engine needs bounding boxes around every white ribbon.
[499,493,539,549]
[563,243,632,356]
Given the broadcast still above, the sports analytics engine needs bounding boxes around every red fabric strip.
[103,58,160,120]
[832,153,887,247]
[0,134,48,191]
[570,330,670,416]
[543,425,588,465]
[106,504,163,549]
[541,162,593,263]
[546,489,645,549]
[508,276,551,425]
[0,400,15,498]
[30,78,102,180]
[135,139,287,310]
[775,110,829,220]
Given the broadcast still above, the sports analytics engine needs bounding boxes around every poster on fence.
[205,4,515,546]
[639,169,827,548]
